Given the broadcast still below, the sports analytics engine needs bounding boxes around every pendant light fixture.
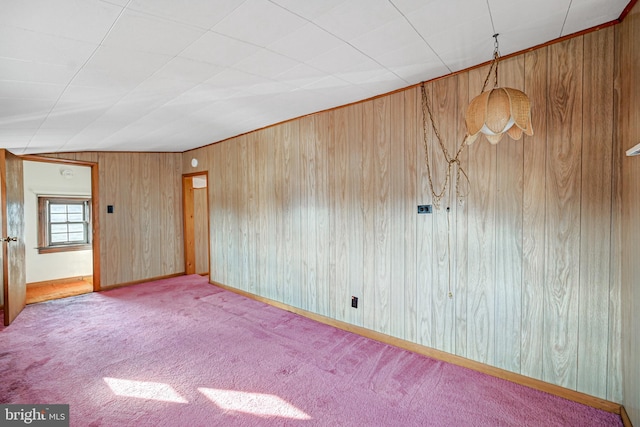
[465,34,533,145]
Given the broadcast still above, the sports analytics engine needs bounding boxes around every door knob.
[1,237,17,242]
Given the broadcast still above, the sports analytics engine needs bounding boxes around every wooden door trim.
[20,155,100,292]
[182,172,209,276]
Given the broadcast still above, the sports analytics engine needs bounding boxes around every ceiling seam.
[387,0,452,75]
[560,0,573,37]
[28,0,135,153]
[268,0,410,85]
[55,2,252,152]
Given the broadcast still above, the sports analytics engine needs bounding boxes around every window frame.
[37,196,92,254]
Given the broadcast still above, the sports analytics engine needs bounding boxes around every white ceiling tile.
[234,50,302,79]
[154,58,223,84]
[211,0,307,47]
[358,70,410,96]
[40,100,111,130]
[312,0,400,41]
[350,17,427,61]
[267,23,343,63]
[0,80,65,100]
[562,0,629,36]
[387,61,451,86]
[406,0,491,42]
[0,98,56,128]
[269,0,345,19]
[72,45,171,90]
[0,25,97,68]
[0,57,78,85]
[127,0,245,29]
[273,64,329,89]
[180,32,260,67]
[305,44,377,74]
[0,0,122,44]
[488,0,570,52]
[102,10,207,56]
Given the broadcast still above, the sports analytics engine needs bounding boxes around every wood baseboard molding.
[100,273,185,291]
[211,280,624,417]
[620,405,633,427]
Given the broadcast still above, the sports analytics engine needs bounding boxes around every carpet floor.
[0,274,623,426]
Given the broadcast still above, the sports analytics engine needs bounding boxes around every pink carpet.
[0,275,622,426]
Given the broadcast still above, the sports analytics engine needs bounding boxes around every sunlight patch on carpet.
[104,378,188,403]
[198,388,311,420]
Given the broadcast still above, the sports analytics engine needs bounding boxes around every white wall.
[23,161,93,283]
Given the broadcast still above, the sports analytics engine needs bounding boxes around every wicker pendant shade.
[465,87,533,145]
[464,35,533,145]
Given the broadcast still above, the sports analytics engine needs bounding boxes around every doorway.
[22,157,98,304]
[183,173,210,276]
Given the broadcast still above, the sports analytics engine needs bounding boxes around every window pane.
[66,205,83,213]
[50,233,69,243]
[50,204,68,214]
[50,224,69,234]
[68,223,84,233]
[50,213,68,223]
[68,232,85,242]
[67,213,84,222]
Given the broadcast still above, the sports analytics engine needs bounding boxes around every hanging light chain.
[481,33,502,93]
[420,83,470,209]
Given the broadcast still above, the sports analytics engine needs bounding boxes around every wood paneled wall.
[619,1,640,425]
[44,152,184,287]
[185,27,623,401]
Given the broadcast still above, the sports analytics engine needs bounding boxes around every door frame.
[22,155,101,292]
[182,172,210,276]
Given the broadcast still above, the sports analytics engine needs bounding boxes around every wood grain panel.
[578,28,615,399]
[314,113,332,318]
[543,37,583,390]
[373,96,391,335]
[212,144,227,285]
[346,103,364,327]
[236,136,250,292]
[299,116,317,312]
[608,20,624,405]
[389,91,405,338]
[245,133,258,294]
[140,153,155,276]
[416,84,434,348]
[161,154,183,275]
[454,73,469,357]
[522,47,548,380]
[283,122,301,308]
[618,3,640,422]
[403,88,418,343]
[466,65,497,366]
[431,76,457,353]
[332,106,349,322]
[494,55,525,372]
[361,101,376,330]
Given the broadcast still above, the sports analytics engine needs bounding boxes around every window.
[38,197,91,254]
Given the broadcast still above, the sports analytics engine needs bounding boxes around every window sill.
[38,244,92,254]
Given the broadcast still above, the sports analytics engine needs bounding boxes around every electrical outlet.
[417,205,432,214]
[351,296,358,309]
